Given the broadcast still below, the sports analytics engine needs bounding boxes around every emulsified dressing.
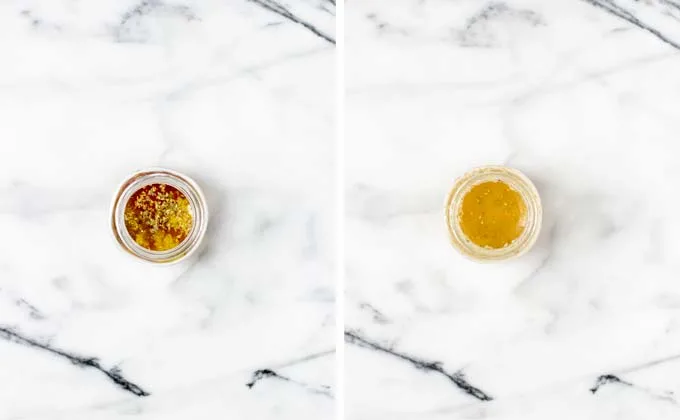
[458,180,526,249]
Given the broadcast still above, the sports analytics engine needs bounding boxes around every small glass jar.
[445,165,542,262]
[110,168,209,264]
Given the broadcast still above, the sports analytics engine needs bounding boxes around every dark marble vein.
[581,0,680,51]
[247,0,335,44]
[247,368,282,387]
[246,368,333,398]
[345,330,493,401]
[590,374,632,393]
[590,373,677,404]
[0,327,149,397]
[270,349,335,369]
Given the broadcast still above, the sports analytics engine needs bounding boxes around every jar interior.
[446,167,541,261]
[112,169,207,264]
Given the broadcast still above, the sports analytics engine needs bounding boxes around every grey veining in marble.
[346,0,680,419]
[0,1,335,419]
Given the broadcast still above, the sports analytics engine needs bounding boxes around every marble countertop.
[345,0,680,419]
[0,1,334,419]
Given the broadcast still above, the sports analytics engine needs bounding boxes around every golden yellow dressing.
[458,180,526,249]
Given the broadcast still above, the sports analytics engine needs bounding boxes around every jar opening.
[446,166,541,262]
[111,168,208,264]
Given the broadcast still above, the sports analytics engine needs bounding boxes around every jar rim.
[445,165,542,262]
[110,168,209,264]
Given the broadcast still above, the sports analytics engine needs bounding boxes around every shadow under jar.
[111,168,208,264]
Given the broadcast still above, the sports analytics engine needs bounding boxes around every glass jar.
[445,165,542,262]
[110,168,209,264]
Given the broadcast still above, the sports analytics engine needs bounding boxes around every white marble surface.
[0,1,334,419]
[345,0,680,419]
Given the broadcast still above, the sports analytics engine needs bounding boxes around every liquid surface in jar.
[124,183,193,251]
[458,180,526,249]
